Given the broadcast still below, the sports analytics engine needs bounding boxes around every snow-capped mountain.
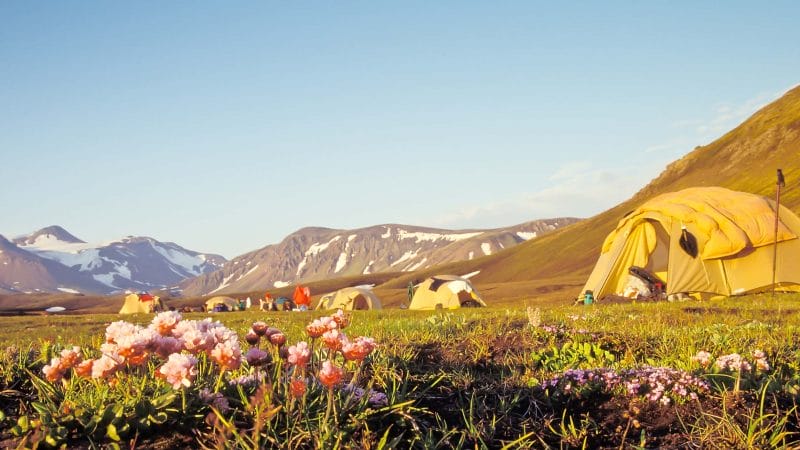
[0,226,226,294]
[180,218,579,296]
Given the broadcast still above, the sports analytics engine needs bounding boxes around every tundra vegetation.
[1,294,799,449]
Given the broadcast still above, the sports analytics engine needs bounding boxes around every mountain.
[404,85,800,296]
[2,226,227,294]
[0,234,109,294]
[180,218,579,296]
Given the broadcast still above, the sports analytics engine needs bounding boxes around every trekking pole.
[772,169,785,300]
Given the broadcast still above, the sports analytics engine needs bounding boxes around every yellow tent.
[581,187,800,301]
[119,293,162,314]
[205,296,239,312]
[409,275,486,310]
[316,287,383,311]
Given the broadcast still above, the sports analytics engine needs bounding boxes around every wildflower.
[268,332,287,347]
[287,341,311,367]
[74,359,94,378]
[59,346,83,369]
[92,354,121,379]
[691,351,713,368]
[332,310,350,329]
[157,353,198,389]
[251,321,269,336]
[342,336,377,361]
[753,350,770,371]
[290,378,307,397]
[42,358,66,383]
[318,360,344,388]
[322,329,344,351]
[105,321,141,344]
[307,317,337,338]
[244,330,260,346]
[715,354,752,372]
[526,307,541,328]
[210,340,242,370]
[199,388,230,413]
[228,372,265,388]
[153,335,183,359]
[150,311,182,335]
[244,347,270,366]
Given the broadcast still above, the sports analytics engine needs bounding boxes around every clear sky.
[1,2,799,258]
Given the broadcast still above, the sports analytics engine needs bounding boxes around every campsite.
[4,3,800,449]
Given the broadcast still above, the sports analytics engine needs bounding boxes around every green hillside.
[399,85,800,297]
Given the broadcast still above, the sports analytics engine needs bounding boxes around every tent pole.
[772,169,785,300]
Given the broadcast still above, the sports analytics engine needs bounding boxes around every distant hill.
[0,226,226,294]
[180,218,579,296]
[409,85,800,296]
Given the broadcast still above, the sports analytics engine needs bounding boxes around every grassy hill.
[390,85,800,301]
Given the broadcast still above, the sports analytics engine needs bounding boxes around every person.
[238,299,246,311]
[293,285,310,311]
[261,292,276,311]
[407,281,415,304]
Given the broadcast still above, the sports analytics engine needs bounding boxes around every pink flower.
[318,360,344,388]
[245,348,270,366]
[42,358,65,383]
[74,360,94,378]
[322,329,344,351]
[691,351,713,368]
[150,311,182,336]
[91,354,121,379]
[287,342,311,367]
[307,317,337,338]
[157,353,198,389]
[244,331,260,346]
[210,341,242,370]
[342,337,377,361]
[290,378,307,397]
[59,346,83,369]
[153,336,183,359]
[105,321,140,344]
[332,310,350,329]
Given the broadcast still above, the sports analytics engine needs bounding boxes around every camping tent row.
[581,186,800,301]
[205,296,241,312]
[119,292,163,314]
[316,276,487,311]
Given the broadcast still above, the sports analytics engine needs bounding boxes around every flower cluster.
[544,366,709,405]
[44,311,243,389]
[691,350,770,373]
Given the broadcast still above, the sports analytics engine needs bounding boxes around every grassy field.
[2,294,799,448]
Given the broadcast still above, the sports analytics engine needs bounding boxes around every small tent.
[581,187,800,301]
[316,287,383,311]
[119,292,163,314]
[205,296,239,312]
[409,275,486,310]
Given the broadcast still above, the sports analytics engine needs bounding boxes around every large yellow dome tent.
[205,296,239,312]
[581,187,800,301]
[316,287,383,311]
[409,275,486,310]
[119,292,163,314]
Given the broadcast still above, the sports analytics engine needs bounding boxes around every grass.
[1,293,800,448]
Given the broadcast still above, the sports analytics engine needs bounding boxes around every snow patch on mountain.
[362,260,375,275]
[273,281,290,288]
[153,245,207,276]
[481,243,492,256]
[406,257,427,272]
[381,227,392,238]
[297,236,342,276]
[396,229,482,243]
[210,272,237,294]
[391,249,419,267]
[468,251,474,260]
[57,287,81,294]
[516,231,538,240]
[335,252,348,273]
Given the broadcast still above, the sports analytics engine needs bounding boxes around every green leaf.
[107,423,121,442]
[17,415,29,432]
[31,401,51,417]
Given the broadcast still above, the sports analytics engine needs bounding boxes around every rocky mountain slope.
[180,218,579,296]
[0,226,226,294]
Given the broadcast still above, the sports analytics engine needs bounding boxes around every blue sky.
[1,2,799,258]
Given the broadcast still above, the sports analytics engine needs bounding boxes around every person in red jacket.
[293,285,310,311]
